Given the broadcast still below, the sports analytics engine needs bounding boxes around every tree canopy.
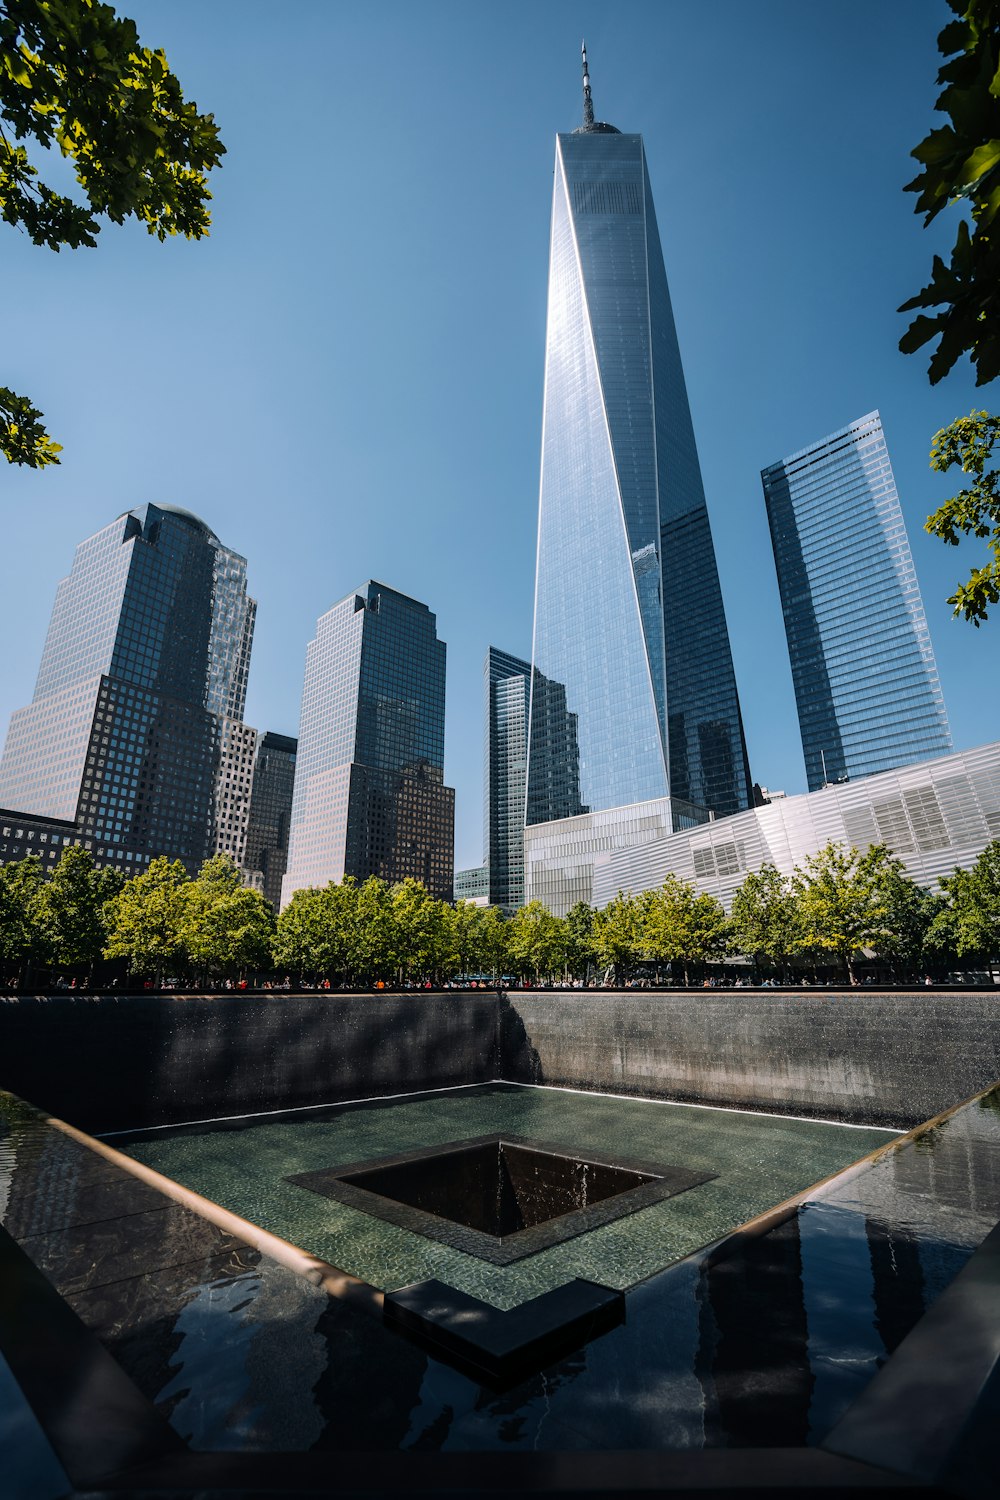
[564,901,597,980]
[899,0,1000,386]
[591,891,641,986]
[506,900,566,982]
[790,843,903,980]
[900,4,1000,624]
[180,855,274,980]
[0,853,43,975]
[927,838,1000,959]
[640,875,728,983]
[102,854,188,978]
[33,843,122,970]
[0,835,993,990]
[728,864,800,975]
[0,0,224,466]
[925,410,1000,624]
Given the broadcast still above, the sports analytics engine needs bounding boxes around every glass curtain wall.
[762,412,952,791]
[529,121,751,824]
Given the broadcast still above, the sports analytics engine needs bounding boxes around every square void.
[288,1134,714,1266]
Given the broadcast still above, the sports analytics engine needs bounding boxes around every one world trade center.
[528,49,751,826]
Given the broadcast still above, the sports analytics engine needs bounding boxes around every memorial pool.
[2,991,998,1493]
[117,1083,897,1310]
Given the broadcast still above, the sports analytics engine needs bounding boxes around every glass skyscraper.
[244,731,297,909]
[482,647,584,911]
[456,647,584,912]
[281,582,455,904]
[528,52,751,827]
[484,648,530,912]
[0,503,257,873]
[761,411,952,793]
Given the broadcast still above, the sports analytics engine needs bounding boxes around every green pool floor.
[118,1084,897,1311]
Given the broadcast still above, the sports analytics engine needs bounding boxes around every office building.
[0,504,256,874]
[762,411,952,792]
[212,718,259,869]
[483,648,531,911]
[0,806,78,872]
[525,741,1000,917]
[475,647,586,911]
[528,48,751,830]
[281,582,455,904]
[244,731,297,908]
[454,865,489,905]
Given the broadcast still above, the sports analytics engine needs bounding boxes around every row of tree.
[728,841,1000,981]
[0,850,274,986]
[1,839,998,989]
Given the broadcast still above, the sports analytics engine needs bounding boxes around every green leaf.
[901,2,1000,383]
[0,385,62,467]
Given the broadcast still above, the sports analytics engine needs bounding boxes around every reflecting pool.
[117,1083,896,1309]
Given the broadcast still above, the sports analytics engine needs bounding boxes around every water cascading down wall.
[2,989,999,1133]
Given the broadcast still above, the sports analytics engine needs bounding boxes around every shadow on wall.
[7,988,1000,1136]
[496,995,543,1085]
[0,993,501,1135]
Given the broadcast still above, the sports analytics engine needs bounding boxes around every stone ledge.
[384,1276,625,1386]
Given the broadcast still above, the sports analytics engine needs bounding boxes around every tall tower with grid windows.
[527,48,751,829]
[480,647,584,913]
[244,731,297,908]
[281,582,455,904]
[0,503,257,875]
[761,411,952,792]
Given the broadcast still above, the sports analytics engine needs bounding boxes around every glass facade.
[211,718,259,869]
[244,732,297,909]
[523,793,711,916]
[282,583,455,904]
[761,412,952,792]
[529,109,751,826]
[484,649,530,911]
[454,864,489,904]
[578,741,1000,915]
[471,647,587,912]
[0,504,257,874]
[0,806,78,873]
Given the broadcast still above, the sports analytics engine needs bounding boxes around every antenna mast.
[582,40,595,128]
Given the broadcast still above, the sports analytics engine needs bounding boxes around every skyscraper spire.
[581,40,594,129]
[529,71,753,834]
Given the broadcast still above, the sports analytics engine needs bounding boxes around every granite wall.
[0,993,499,1134]
[501,990,1000,1128]
[1,989,998,1133]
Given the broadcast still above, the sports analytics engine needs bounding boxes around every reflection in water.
[801,1205,881,1443]
[691,1201,977,1450]
[157,1273,265,1447]
[415,1346,590,1453]
[88,1252,334,1452]
[696,1212,812,1448]
[310,1293,428,1453]
[2,1087,997,1458]
[379,1191,987,1456]
[866,1214,926,1363]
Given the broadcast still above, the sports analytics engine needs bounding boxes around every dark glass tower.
[244,731,297,908]
[0,503,256,873]
[762,411,952,792]
[484,648,530,912]
[528,50,751,824]
[281,583,455,904]
[481,647,584,911]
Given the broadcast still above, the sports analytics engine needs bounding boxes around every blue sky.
[2,0,996,872]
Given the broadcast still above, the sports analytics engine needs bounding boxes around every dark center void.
[344,1140,657,1237]
[288,1134,714,1267]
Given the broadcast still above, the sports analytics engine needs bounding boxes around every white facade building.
[524,742,1000,916]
